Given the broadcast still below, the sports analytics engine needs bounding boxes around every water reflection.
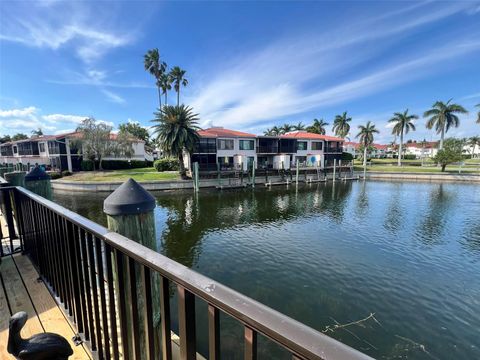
[53,181,480,360]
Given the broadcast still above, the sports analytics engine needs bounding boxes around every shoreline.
[51,171,480,192]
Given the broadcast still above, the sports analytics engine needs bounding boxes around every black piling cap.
[104,178,156,216]
[25,166,50,181]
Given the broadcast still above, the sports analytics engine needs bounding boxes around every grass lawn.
[61,167,180,182]
[354,165,480,174]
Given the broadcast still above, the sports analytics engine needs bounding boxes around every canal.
[54,181,480,359]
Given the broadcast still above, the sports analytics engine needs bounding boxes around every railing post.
[104,178,159,359]
[251,160,255,188]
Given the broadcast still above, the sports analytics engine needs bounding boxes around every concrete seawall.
[363,172,480,183]
[51,171,480,192]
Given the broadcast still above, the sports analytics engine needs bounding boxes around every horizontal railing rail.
[3,184,372,360]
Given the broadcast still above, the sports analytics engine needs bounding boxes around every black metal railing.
[1,184,372,360]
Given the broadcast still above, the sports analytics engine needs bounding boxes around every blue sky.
[0,0,479,143]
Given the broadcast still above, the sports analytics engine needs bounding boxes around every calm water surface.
[54,181,480,359]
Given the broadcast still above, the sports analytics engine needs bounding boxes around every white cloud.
[188,2,480,137]
[101,89,126,104]
[42,113,87,124]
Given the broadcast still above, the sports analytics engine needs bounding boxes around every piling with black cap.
[104,178,159,358]
[25,166,52,200]
[4,171,26,187]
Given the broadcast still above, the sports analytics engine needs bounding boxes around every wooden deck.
[0,254,91,360]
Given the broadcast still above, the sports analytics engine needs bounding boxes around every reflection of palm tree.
[417,184,453,245]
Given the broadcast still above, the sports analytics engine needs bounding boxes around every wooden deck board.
[0,255,91,359]
[0,272,11,357]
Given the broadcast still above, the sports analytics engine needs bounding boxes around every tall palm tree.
[144,48,167,108]
[424,99,468,150]
[307,118,329,135]
[388,109,418,166]
[476,104,480,124]
[294,122,306,131]
[332,111,352,138]
[280,123,294,134]
[159,73,172,106]
[169,66,188,106]
[151,105,199,179]
[356,121,379,168]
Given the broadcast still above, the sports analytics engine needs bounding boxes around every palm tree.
[144,48,167,108]
[332,111,352,138]
[307,118,329,135]
[169,66,188,106]
[476,104,480,124]
[280,123,294,134]
[151,105,199,179]
[31,128,43,136]
[388,109,418,166]
[356,121,379,168]
[264,126,281,136]
[293,122,306,131]
[159,73,172,106]
[468,136,480,158]
[424,99,468,150]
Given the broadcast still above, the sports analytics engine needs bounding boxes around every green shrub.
[154,158,179,172]
[341,152,353,161]
[403,155,417,160]
[49,172,63,180]
[81,159,95,171]
[62,170,72,176]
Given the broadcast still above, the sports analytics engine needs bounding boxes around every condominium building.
[186,128,344,171]
[0,132,146,172]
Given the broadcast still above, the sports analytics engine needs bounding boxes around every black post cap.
[25,166,50,181]
[104,178,156,216]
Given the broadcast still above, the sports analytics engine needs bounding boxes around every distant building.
[0,131,147,172]
[185,128,345,171]
[343,142,388,158]
[404,141,438,158]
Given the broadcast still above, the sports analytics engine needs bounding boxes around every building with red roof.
[187,128,346,171]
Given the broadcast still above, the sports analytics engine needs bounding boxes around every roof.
[280,131,344,142]
[197,127,256,138]
[344,142,388,150]
[405,141,438,149]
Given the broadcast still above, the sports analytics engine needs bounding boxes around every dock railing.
[1,184,372,360]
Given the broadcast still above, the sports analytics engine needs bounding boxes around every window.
[39,143,46,153]
[239,140,254,150]
[312,141,323,150]
[13,146,18,154]
[297,141,307,151]
[194,138,216,153]
[217,139,234,150]
[218,156,234,170]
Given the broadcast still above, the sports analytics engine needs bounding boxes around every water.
[53,181,480,359]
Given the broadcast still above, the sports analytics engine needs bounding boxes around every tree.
[307,118,329,135]
[388,109,418,166]
[433,138,464,172]
[144,48,167,108]
[476,104,480,124]
[0,135,11,144]
[151,105,199,179]
[424,99,468,150]
[76,118,133,170]
[169,66,188,106]
[332,111,352,138]
[11,133,28,141]
[159,73,172,106]
[468,136,480,158]
[118,122,152,146]
[294,122,306,131]
[31,128,43,136]
[280,123,294,134]
[356,121,379,168]
[264,126,281,136]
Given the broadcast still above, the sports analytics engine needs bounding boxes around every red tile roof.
[344,142,388,150]
[280,131,344,142]
[198,127,256,138]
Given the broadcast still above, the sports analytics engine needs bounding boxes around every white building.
[0,131,147,172]
[404,142,438,158]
